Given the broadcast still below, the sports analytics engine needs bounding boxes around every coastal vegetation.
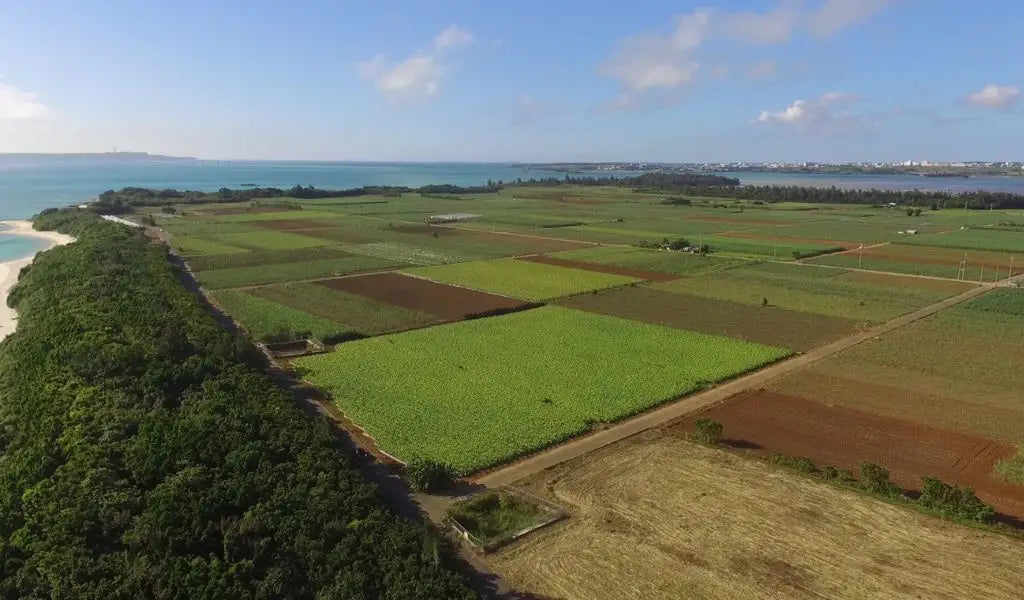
[0,211,476,598]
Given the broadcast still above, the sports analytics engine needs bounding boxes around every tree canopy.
[0,211,477,599]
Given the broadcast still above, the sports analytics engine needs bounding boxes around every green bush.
[769,454,818,474]
[406,458,457,492]
[692,418,724,444]
[919,477,995,523]
[860,462,902,497]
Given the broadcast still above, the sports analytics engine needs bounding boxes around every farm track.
[474,282,995,486]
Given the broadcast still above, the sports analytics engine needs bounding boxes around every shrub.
[406,458,456,492]
[692,418,723,444]
[821,465,856,484]
[860,462,902,497]
[770,454,818,474]
[919,477,995,523]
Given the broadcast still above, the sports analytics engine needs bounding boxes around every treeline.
[0,211,476,598]
[652,184,1024,209]
[510,172,740,189]
[91,182,502,213]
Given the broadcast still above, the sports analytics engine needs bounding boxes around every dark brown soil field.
[720,231,857,249]
[837,270,978,293]
[560,287,857,351]
[205,206,289,216]
[517,254,680,281]
[318,272,533,319]
[675,390,1024,521]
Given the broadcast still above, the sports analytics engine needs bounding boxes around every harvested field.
[318,272,531,320]
[490,434,1024,600]
[516,254,679,281]
[675,390,1024,520]
[720,231,859,249]
[836,270,978,293]
[560,287,858,351]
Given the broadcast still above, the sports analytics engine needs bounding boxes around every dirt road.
[474,282,994,486]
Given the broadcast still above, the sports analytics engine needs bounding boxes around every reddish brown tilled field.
[674,390,1024,520]
[317,272,533,320]
[858,246,1018,269]
[517,254,680,281]
[559,287,858,351]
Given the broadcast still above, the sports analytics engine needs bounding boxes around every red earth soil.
[516,254,680,281]
[205,206,289,215]
[674,390,1024,521]
[317,272,533,320]
[719,231,857,249]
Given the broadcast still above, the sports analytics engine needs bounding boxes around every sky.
[0,0,1022,162]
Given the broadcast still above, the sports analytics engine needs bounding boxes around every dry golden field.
[490,432,1024,600]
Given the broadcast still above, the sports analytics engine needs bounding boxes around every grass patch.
[899,229,1024,253]
[212,210,345,222]
[172,236,249,256]
[196,255,402,289]
[185,246,351,272]
[211,290,349,341]
[295,306,788,473]
[449,491,554,547]
[654,261,953,322]
[996,447,1024,485]
[406,258,639,301]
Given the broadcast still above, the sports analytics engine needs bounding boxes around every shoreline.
[0,220,76,342]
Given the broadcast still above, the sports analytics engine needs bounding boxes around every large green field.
[295,306,789,473]
[406,258,640,301]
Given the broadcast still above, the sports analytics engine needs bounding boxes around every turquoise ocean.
[3,155,1024,261]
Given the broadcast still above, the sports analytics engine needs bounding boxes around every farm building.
[427,213,481,224]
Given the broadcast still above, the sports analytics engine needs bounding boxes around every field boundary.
[474,283,994,486]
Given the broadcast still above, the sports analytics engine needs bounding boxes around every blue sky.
[0,0,1021,162]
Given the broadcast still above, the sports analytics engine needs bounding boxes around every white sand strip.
[0,220,76,342]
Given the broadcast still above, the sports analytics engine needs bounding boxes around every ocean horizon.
[3,155,1024,223]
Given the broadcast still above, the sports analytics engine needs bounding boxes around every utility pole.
[957,252,967,281]
[1010,256,1016,283]
[979,263,985,284]
[858,241,864,269]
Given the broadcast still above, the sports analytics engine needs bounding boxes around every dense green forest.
[651,183,1024,209]
[0,211,477,599]
[92,183,502,213]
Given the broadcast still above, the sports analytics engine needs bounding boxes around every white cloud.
[357,26,473,100]
[966,84,1020,110]
[0,83,51,120]
[433,25,474,52]
[805,0,895,38]
[757,91,860,128]
[747,60,778,79]
[598,1,894,107]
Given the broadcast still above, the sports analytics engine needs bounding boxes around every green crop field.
[550,246,749,276]
[185,246,352,272]
[700,235,844,260]
[211,289,347,341]
[406,258,639,301]
[963,288,1024,316]
[196,254,402,289]
[295,306,789,473]
[211,209,345,222]
[172,236,250,256]
[213,230,334,250]
[896,229,1024,253]
[250,282,439,334]
[654,261,957,322]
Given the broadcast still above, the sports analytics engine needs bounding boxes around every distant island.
[0,152,196,161]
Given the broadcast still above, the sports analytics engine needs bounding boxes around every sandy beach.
[0,220,76,342]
